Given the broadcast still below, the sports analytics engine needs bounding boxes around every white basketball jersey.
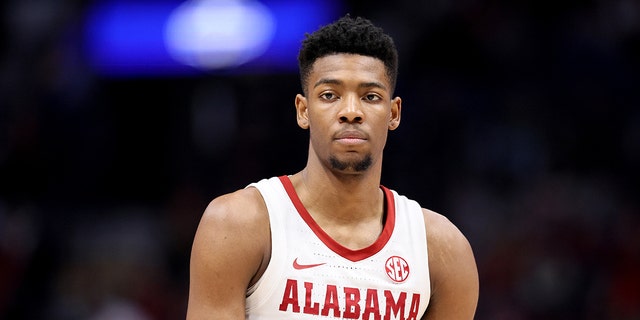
[246,176,430,319]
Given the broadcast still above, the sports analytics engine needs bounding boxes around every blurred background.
[1,0,639,319]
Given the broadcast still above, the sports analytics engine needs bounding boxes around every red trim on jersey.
[278,175,396,262]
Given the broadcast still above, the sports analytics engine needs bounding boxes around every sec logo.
[385,256,410,282]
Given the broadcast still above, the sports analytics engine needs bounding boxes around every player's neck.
[290,166,384,222]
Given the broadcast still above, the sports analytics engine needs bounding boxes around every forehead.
[308,54,390,90]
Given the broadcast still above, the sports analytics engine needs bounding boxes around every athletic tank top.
[245,176,430,319]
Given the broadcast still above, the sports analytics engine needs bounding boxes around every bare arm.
[186,188,270,319]
[422,209,479,319]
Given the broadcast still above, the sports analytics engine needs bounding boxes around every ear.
[295,94,309,129]
[389,96,402,130]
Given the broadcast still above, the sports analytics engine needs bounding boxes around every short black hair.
[297,15,399,95]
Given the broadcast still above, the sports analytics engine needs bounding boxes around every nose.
[338,94,364,124]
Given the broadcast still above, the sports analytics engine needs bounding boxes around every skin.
[187,53,479,319]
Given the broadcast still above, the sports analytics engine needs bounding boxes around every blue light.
[165,0,276,69]
[83,0,343,77]
[84,1,184,75]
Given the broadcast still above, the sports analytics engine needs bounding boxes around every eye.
[320,92,338,101]
[363,93,382,102]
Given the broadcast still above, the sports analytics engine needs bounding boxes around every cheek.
[306,110,334,132]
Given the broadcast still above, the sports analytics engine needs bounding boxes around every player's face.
[295,53,401,174]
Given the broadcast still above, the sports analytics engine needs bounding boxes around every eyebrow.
[313,78,388,91]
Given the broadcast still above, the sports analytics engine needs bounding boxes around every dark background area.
[1,0,639,319]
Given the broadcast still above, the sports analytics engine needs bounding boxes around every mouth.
[336,138,366,145]
[334,130,367,145]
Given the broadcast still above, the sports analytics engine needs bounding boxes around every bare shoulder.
[422,209,473,254]
[201,186,268,228]
[422,209,479,319]
[187,187,270,319]
[195,186,271,281]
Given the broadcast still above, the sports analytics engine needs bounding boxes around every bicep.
[423,211,479,320]
[187,192,268,319]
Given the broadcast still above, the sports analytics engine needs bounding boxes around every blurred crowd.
[1,0,639,319]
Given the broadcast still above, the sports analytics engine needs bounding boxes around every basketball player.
[187,15,479,319]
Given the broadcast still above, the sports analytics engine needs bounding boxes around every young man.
[187,15,479,319]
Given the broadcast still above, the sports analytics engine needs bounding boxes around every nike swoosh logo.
[293,258,326,270]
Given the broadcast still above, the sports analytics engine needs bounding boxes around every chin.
[329,154,373,172]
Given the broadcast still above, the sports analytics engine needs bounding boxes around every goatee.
[329,154,373,172]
